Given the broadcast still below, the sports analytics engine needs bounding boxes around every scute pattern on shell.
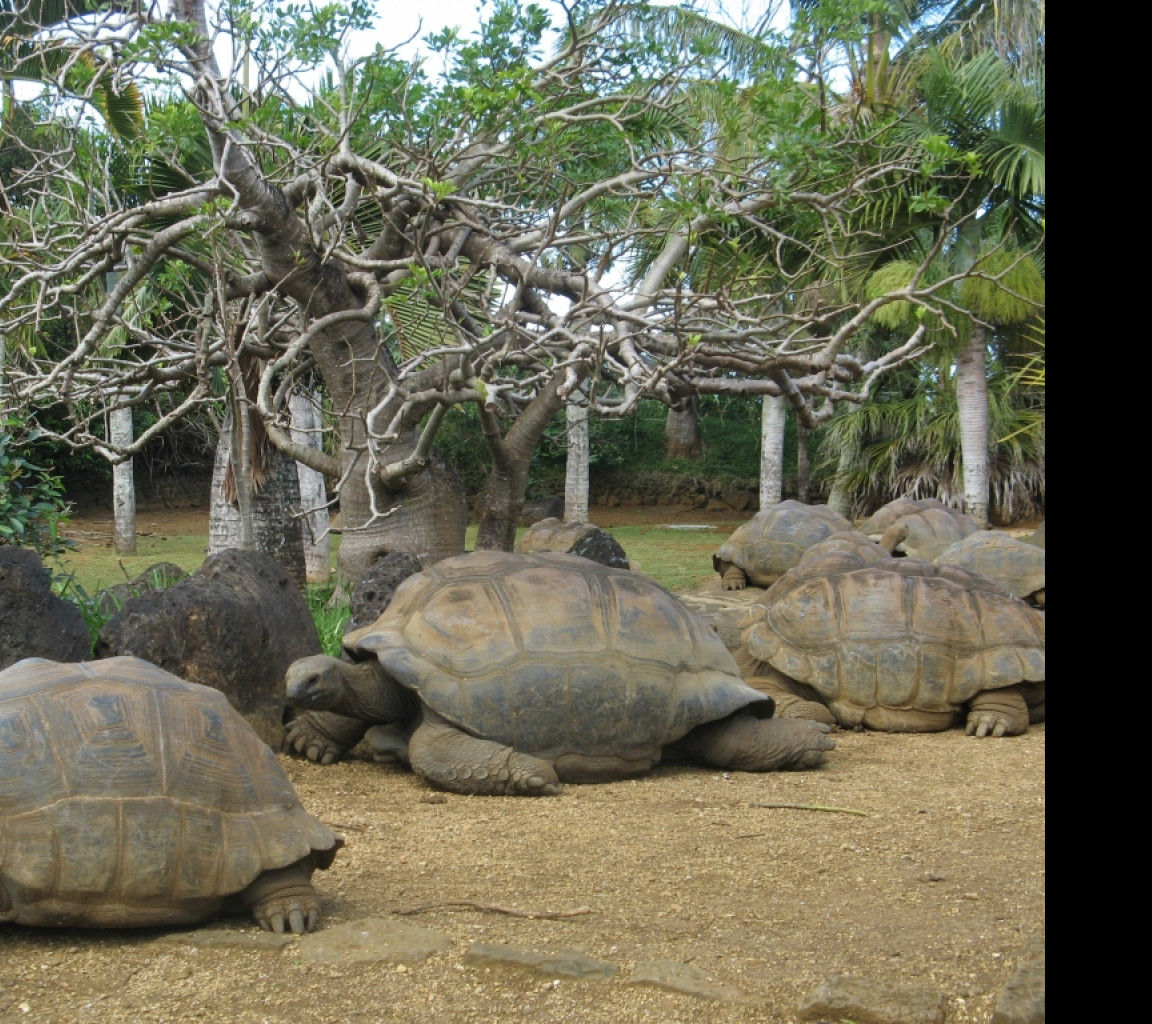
[934,532,1045,602]
[876,507,980,561]
[344,551,767,765]
[713,500,854,586]
[793,530,893,577]
[855,497,954,536]
[741,561,1045,713]
[0,657,339,927]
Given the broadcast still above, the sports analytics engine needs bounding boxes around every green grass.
[50,519,732,597]
[598,523,725,591]
[49,532,210,596]
[48,515,736,657]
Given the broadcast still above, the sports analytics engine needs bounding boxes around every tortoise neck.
[347,659,415,723]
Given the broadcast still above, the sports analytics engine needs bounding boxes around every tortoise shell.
[713,501,854,587]
[854,497,954,536]
[0,657,339,928]
[344,551,769,765]
[792,530,893,578]
[874,507,980,561]
[935,532,1046,606]
[739,560,1044,725]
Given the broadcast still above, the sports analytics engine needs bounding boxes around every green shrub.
[0,425,74,556]
[306,584,352,657]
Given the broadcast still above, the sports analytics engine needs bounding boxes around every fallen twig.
[748,801,867,816]
[395,900,592,919]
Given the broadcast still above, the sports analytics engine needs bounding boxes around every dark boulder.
[0,546,90,670]
[93,562,189,619]
[344,551,424,635]
[95,548,322,749]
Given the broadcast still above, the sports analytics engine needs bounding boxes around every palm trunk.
[564,389,589,523]
[110,404,136,554]
[956,325,990,526]
[826,441,858,519]
[759,394,786,508]
[227,384,257,550]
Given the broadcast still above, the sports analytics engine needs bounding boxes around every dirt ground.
[0,505,1044,1024]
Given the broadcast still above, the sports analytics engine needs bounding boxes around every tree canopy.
[0,0,1044,575]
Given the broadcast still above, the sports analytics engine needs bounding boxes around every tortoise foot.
[965,688,1030,738]
[242,863,322,933]
[285,710,367,764]
[681,711,835,772]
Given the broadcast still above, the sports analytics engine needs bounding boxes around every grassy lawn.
[49,519,730,598]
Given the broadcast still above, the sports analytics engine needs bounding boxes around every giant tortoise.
[712,500,854,590]
[515,517,630,569]
[854,497,954,537]
[284,551,835,795]
[733,559,1045,736]
[0,657,341,931]
[874,506,980,562]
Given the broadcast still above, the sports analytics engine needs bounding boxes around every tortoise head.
[285,654,409,724]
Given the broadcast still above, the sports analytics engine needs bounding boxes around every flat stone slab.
[798,973,945,1024]
[464,943,618,980]
[627,960,746,1002]
[295,917,453,963]
[993,933,1044,1024]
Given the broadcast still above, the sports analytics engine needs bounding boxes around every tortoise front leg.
[965,686,1031,737]
[284,710,369,764]
[241,859,322,933]
[408,710,561,795]
[718,561,749,591]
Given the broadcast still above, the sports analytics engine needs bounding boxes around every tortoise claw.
[242,864,324,933]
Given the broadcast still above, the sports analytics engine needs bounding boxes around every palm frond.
[1,37,142,138]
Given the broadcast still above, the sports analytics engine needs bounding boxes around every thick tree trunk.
[476,375,569,551]
[665,398,702,459]
[564,389,590,523]
[185,19,470,590]
[334,440,468,583]
[110,404,136,554]
[289,390,331,584]
[209,407,308,588]
[759,394,786,508]
[956,325,990,526]
[477,458,530,551]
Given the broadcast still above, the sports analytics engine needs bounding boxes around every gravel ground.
[0,724,1044,1024]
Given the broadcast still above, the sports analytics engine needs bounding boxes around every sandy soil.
[1,506,1044,1024]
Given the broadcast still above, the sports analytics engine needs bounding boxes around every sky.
[349,0,785,64]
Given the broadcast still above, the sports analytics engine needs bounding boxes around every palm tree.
[806,0,1044,522]
[900,47,1044,523]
